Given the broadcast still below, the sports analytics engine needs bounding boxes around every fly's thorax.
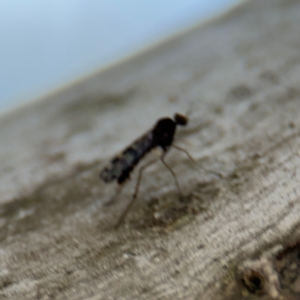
[152,117,176,150]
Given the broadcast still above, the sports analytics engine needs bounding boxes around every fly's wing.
[100,131,154,183]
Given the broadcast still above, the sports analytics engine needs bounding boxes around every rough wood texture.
[1,0,300,299]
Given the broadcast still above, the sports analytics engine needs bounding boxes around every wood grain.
[1,0,300,299]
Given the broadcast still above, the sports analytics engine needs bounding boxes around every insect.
[100,112,195,228]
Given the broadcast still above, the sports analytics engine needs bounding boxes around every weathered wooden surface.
[1,0,300,299]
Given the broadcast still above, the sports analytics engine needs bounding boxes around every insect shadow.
[99,112,195,228]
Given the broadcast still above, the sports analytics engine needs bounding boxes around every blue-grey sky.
[0,0,241,112]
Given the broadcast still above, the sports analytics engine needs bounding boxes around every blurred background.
[0,0,242,114]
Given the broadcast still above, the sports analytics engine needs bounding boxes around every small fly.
[100,112,195,228]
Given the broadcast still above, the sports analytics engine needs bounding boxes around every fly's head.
[174,113,188,126]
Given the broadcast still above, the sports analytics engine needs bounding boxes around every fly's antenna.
[185,101,195,118]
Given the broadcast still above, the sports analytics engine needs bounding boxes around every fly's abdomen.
[100,131,154,184]
[100,158,125,183]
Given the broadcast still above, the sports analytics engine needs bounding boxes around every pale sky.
[0,0,241,112]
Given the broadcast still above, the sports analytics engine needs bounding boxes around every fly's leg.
[114,157,160,228]
[104,184,125,206]
[172,144,222,178]
[172,145,196,163]
[160,153,182,199]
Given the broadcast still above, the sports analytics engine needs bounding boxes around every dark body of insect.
[100,113,187,184]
